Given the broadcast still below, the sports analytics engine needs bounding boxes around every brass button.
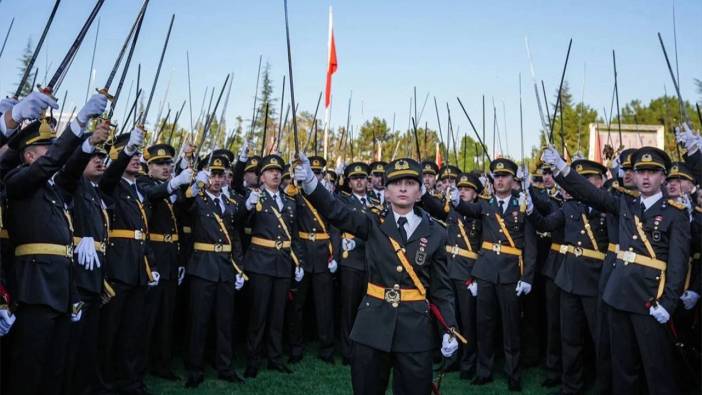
[392,302,399,308]
[580,230,585,234]
[633,235,638,240]
[396,266,403,272]
[577,241,582,246]
[393,284,400,290]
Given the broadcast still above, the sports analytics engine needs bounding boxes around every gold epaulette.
[284,183,300,197]
[611,182,640,198]
[479,192,492,200]
[667,199,686,210]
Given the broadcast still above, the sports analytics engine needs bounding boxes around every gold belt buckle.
[214,243,223,252]
[492,243,501,255]
[134,230,144,240]
[275,240,283,250]
[559,245,568,254]
[309,233,316,242]
[164,233,172,242]
[450,245,458,257]
[384,288,400,305]
[573,246,583,257]
[66,245,73,257]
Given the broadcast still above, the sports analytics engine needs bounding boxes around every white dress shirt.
[392,210,421,240]
[640,191,663,212]
[205,190,225,214]
[265,188,284,211]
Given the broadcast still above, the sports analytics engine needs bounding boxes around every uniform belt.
[366,282,425,305]
[251,236,291,250]
[73,237,107,253]
[15,243,73,258]
[0,229,8,239]
[446,245,478,260]
[616,250,666,271]
[193,242,232,253]
[244,227,252,235]
[608,243,618,253]
[109,229,146,240]
[298,232,330,242]
[181,226,192,234]
[149,233,179,243]
[551,243,605,261]
[481,241,521,256]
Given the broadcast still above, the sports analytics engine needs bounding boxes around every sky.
[0,0,699,159]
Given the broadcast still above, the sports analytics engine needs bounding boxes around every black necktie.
[397,217,408,244]
[361,197,367,207]
[130,183,140,201]
[640,202,646,216]
[498,200,505,214]
[272,194,280,210]
[213,197,223,214]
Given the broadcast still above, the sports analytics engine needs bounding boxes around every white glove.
[235,273,245,290]
[71,302,83,322]
[148,271,160,287]
[294,267,304,282]
[0,97,18,115]
[0,308,16,336]
[177,266,185,286]
[467,281,477,297]
[238,140,250,162]
[335,162,344,175]
[294,152,315,185]
[77,94,108,125]
[342,238,356,252]
[675,125,696,148]
[520,191,533,214]
[449,186,460,207]
[515,281,532,296]
[124,127,145,155]
[649,304,670,324]
[541,146,567,172]
[245,189,261,211]
[195,170,209,186]
[681,290,700,310]
[440,333,459,358]
[170,168,194,190]
[75,237,100,271]
[11,91,58,123]
[328,259,338,273]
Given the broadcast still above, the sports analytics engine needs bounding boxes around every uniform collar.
[640,191,663,211]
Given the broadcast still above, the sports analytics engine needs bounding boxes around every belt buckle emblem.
[164,234,172,242]
[492,243,502,255]
[134,230,144,240]
[573,246,583,257]
[275,240,283,250]
[384,288,400,305]
[214,243,223,252]
[309,233,316,242]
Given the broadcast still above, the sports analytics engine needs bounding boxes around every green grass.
[146,348,552,395]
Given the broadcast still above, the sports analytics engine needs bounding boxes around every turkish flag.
[325,7,337,109]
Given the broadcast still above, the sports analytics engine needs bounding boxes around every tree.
[254,62,277,152]
[695,78,702,99]
[15,38,34,97]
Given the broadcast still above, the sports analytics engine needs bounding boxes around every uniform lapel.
[379,210,403,245]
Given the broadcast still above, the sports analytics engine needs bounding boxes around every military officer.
[183,154,245,388]
[542,146,690,395]
[241,154,304,378]
[288,155,338,364]
[450,158,537,391]
[368,161,387,205]
[527,159,609,395]
[3,92,107,395]
[137,143,192,381]
[295,155,459,395]
[422,171,483,380]
[421,160,439,192]
[336,162,377,365]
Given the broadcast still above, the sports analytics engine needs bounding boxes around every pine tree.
[254,62,277,152]
[15,38,34,97]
